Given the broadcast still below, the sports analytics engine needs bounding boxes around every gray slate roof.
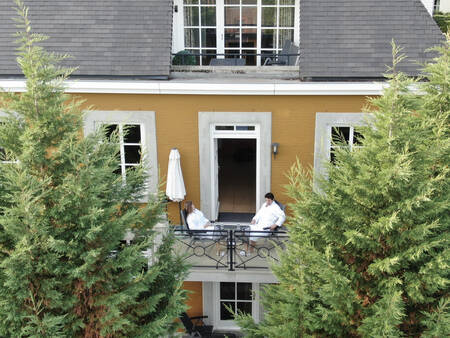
[299,0,445,79]
[0,0,173,79]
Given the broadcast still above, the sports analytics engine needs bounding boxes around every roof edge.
[0,79,387,96]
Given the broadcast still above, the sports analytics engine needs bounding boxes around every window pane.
[104,124,119,141]
[124,125,141,144]
[261,29,275,48]
[242,29,256,48]
[237,301,252,315]
[114,166,122,176]
[279,7,294,27]
[220,301,235,320]
[201,6,216,26]
[225,49,240,58]
[202,49,217,65]
[280,0,295,5]
[124,145,141,164]
[242,0,257,4]
[216,125,234,130]
[262,0,276,4]
[242,49,256,65]
[242,7,257,26]
[279,29,294,49]
[185,28,200,47]
[332,127,350,143]
[202,28,217,47]
[236,126,255,131]
[186,49,201,65]
[261,50,276,64]
[125,165,137,174]
[184,0,198,4]
[262,7,276,27]
[237,283,252,300]
[225,28,240,48]
[330,148,337,164]
[353,129,364,145]
[220,282,235,299]
[225,0,239,4]
[184,7,199,26]
[201,0,216,4]
[225,7,240,26]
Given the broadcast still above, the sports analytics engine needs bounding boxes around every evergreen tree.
[0,2,187,337]
[236,41,449,337]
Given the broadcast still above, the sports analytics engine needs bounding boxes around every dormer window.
[172,0,300,66]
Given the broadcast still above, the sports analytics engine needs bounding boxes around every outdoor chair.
[179,312,213,337]
[263,40,299,66]
[179,312,237,338]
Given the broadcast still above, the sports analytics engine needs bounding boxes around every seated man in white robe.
[247,192,285,252]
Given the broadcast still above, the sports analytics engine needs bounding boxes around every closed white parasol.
[166,148,186,218]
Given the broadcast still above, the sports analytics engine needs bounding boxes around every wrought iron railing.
[171,51,300,67]
[172,227,288,271]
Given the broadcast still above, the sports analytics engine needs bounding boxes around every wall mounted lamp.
[271,142,279,158]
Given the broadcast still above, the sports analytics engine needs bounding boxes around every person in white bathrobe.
[248,192,285,252]
[185,201,212,230]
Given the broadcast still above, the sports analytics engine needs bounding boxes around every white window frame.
[314,112,369,182]
[172,0,300,66]
[83,111,158,199]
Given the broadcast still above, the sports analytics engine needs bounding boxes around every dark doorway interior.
[218,138,256,222]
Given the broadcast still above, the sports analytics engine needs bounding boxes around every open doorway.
[217,138,256,222]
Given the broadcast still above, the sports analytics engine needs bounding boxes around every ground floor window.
[219,282,253,320]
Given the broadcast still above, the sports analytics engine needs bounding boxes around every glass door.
[176,0,299,65]
[224,0,258,65]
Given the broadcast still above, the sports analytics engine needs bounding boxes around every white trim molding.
[0,79,387,96]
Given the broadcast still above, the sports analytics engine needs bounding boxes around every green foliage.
[434,12,450,33]
[0,1,187,336]
[236,40,450,337]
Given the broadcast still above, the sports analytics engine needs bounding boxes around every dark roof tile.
[0,0,173,78]
[299,0,444,79]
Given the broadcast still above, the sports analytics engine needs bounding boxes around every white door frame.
[210,124,260,220]
[198,112,272,221]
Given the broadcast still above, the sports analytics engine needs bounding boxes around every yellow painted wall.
[183,281,203,317]
[77,94,369,223]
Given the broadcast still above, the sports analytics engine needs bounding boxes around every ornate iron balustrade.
[172,227,288,271]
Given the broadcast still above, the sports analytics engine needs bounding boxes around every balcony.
[172,226,288,272]
[170,51,300,80]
